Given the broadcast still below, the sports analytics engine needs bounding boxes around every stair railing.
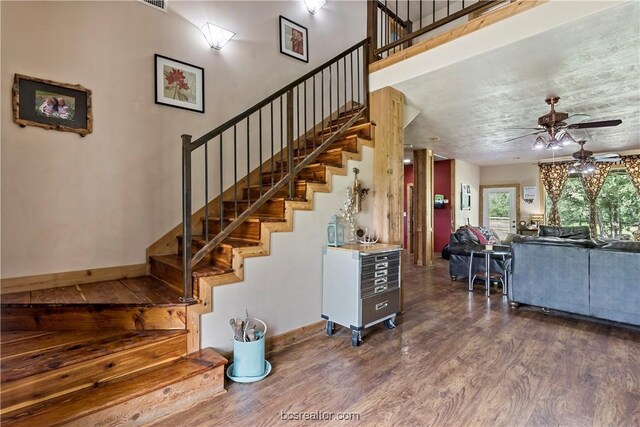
[180,38,371,301]
[368,0,506,62]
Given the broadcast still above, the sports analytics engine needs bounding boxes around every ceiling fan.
[568,140,621,175]
[505,97,623,150]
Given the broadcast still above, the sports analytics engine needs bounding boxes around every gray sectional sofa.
[509,230,640,326]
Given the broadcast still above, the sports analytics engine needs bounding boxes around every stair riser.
[243,185,306,200]
[260,166,326,185]
[294,136,358,157]
[222,199,285,219]
[203,219,261,242]
[317,123,372,139]
[275,150,343,171]
[0,335,187,413]
[176,237,228,267]
[0,306,187,331]
[65,365,225,427]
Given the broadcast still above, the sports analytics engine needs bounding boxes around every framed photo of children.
[279,16,308,63]
[12,74,93,137]
[155,54,204,113]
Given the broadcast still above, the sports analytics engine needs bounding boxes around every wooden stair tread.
[192,235,260,249]
[0,330,187,383]
[205,216,287,223]
[0,348,226,427]
[150,254,233,278]
[1,276,184,307]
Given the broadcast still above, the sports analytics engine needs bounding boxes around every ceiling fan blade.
[567,119,622,129]
[596,157,621,162]
[594,153,621,159]
[500,130,545,143]
[564,114,591,125]
[504,127,544,131]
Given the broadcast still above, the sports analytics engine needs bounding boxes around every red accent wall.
[434,160,452,252]
[403,164,413,248]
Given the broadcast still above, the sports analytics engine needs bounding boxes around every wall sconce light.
[304,0,326,14]
[200,22,235,50]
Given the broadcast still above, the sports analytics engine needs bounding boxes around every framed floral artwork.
[12,74,93,136]
[279,16,308,63]
[155,54,204,113]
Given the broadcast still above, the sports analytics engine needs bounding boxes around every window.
[545,168,640,238]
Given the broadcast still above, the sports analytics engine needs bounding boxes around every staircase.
[1,39,372,425]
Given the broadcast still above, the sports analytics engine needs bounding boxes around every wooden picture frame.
[461,183,472,210]
[279,16,309,63]
[12,74,93,137]
[155,54,204,113]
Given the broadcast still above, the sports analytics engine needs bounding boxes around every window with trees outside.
[545,168,640,239]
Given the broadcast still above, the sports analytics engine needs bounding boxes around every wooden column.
[370,87,405,245]
[413,149,434,266]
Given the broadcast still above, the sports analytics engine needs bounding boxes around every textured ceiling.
[398,1,640,166]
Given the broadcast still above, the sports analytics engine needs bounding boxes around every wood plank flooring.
[155,252,640,427]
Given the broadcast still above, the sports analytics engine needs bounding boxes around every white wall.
[453,158,479,228]
[202,147,374,352]
[480,162,542,221]
[1,0,366,279]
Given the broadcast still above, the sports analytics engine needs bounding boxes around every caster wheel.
[384,317,396,329]
[541,307,550,314]
[509,301,519,309]
[351,330,361,347]
[451,276,458,281]
[326,320,335,336]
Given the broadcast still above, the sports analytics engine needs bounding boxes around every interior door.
[482,187,517,239]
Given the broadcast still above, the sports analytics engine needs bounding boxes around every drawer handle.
[375,301,389,311]
[374,284,388,294]
[374,270,388,278]
[374,277,388,285]
[375,262,388,270]
[375,255,388,262]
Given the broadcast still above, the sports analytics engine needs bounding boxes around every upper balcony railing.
[367,0,508,62]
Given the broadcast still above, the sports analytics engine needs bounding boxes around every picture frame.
[12,74,93,137]
[279,16,309,63]
[461,183,471,210]
[155,54,204,113]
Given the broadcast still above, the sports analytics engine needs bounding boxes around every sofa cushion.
[538,225,591,239]
[468,227,487,244]
[511,235,597,248]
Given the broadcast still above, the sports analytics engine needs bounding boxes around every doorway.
[480,185,520,239]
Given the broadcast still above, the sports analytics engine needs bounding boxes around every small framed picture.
[12,74,93,137]
[279,16,308,63]
[155,54,204,113]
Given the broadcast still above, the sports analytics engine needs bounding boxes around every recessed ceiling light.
[404,159,411,164]
[404,144,413,149]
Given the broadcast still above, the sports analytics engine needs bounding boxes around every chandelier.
[568,159,596,175]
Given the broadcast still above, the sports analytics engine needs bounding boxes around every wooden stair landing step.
[0,330,188,414]
[0,348,227,427]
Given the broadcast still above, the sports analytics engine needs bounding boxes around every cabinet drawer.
[361,266,399,285]
[361,289,400,326]
[361,251,400,268]
[361,278,399,298]
[361,260,400,277]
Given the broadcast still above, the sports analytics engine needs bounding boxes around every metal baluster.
[407,0,409,28]
[272,101,275,187]
[181,134,194,302]
[259,109,263,199]
[233,125,238,218]
[297,85,301,168]
[219,134,224,232]
[447,0,450,17]
[279,97,283,182]
[420,0,423,28]
[287,89,294,199]
[350,52,354,113]
[204,142,209,242]
[433,0,435,23]
[329,65,332,131]
[343,57,347,118]
[357,47,361,105]
[246,116,250,207]
[304,81,307,159]
[313,75,316,150]
[322,70,325,145]
[336,62,340,122]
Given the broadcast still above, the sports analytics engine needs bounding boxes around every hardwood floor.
[156,252,640,426]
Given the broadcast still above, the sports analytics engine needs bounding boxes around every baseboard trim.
[0,263,147,294]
